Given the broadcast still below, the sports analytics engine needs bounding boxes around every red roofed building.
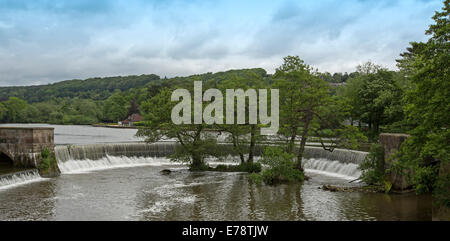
[121,113,143,126]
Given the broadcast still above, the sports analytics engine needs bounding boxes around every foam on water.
[303,158,361,180]
[0,169,45,190]
[58,155,180,174]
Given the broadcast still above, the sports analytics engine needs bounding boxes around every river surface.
[0,124,432,221]
[0,123,141,144]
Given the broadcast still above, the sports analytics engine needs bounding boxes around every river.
[0,124,432,221]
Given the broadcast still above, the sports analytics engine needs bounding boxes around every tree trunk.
[190,126,204,170]
[248,124,257,163]
[191,151,204,170]
[231,133,245,164]
[296,112,312,172]
[287,125,297,154]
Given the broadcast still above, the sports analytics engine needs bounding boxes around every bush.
[359,143,385,185]
[38,147,59,177]
[414,165,439,194]
[249,147,304,185]
[39,148,53,170]
[434,173,450,208]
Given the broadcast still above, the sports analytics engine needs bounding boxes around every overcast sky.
[0,0,443,86]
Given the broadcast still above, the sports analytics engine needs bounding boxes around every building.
[121,113,143,126]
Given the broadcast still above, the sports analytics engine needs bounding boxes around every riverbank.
[91,124,138,129]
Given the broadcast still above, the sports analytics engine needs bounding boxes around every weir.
[55,142,367,178]
[0,169,42,189]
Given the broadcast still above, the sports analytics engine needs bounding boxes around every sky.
[0,0,444,86]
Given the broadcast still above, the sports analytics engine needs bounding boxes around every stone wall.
[379,133,411,191]
[0,127,54,168]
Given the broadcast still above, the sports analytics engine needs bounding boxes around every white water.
[304,158,361,180]
[55,143,364,181]
[58,155,180,174]
[0,170,45,190]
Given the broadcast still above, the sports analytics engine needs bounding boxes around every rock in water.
[160,169,172,175]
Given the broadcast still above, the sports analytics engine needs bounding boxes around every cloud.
[0,0,444,86]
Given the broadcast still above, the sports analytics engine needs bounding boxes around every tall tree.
[4,97,28,123]
[104,92,128,122]
[216,72,267,164]
[274,56,332,171]
[395,0,449,203]
[136,88,219,170]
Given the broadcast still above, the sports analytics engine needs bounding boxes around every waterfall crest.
[304,147,367,165]
[304,158,361,180]
[0,169,43,190]
[55,143,179,174]
[55,143,368,178]
[55,143,176,162]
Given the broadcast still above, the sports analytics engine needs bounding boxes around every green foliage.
[414,165,439,194]
[38,147,58,175]
[248,172,264,185]
[137,88,218,169]
[104,92,128,122]
[215,71,268,163]
[0,74,160,103]
[274,56,333,168]
[434,172,450,207]
[383,180,393,194]
[359,143,385,185]
[250,147,304,185]
[394,0,449,203]
[0,102,7,121]
[137,69,271,170]
[3,97,28,123]
[339,64,405,140]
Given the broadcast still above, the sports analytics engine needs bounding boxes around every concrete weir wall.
[0,127,54,168]
[379,133,411,191]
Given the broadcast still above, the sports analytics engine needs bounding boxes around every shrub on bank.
[359,143,385,185]
[250,147,304,185]
[38,147,60,177]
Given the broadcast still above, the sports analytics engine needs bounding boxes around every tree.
[136,88,220,170]
[395,0,449,204]
[338,62,405,138]
[274,56,333,171]
[0,102,7,121]
[275,56,367,171]
[104,92,128,122]
[358,69,403,138]
[127,99,140,117]
[216,72,267,164]
[4,97,28,123]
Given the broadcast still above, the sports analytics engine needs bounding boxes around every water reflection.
[0,165,432,221]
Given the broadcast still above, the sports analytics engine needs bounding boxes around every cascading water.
[55,143,179,174]
[303,159,362,180]
[0,169,43,190]
[303,147,368,165]
[54,143,368,180]
[302,147,367,180]
[58,155,177,174]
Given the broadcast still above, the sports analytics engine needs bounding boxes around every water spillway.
[55,143,178,174]
[303,159,361,180]
[55,143,176,162]
[54,142,368,179]
[0,169,43,190]
[303,147,368,165]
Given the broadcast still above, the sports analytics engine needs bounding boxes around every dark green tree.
[395,0,449,205]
